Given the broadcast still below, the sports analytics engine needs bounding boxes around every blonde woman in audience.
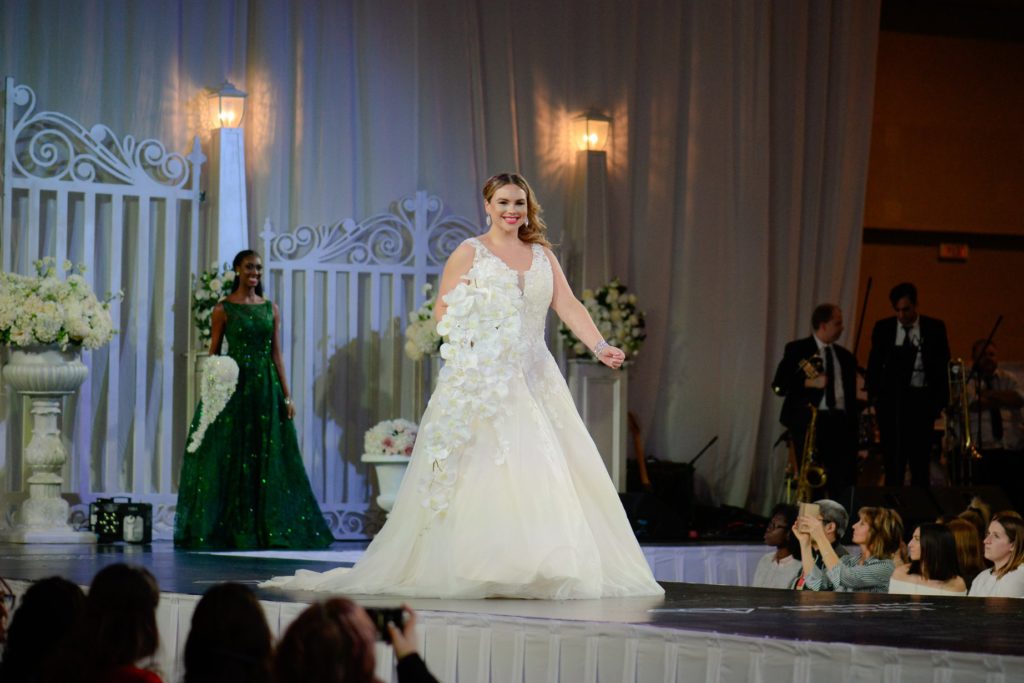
[889,523,967,596]
[969,513,1024,598]
[796,506,903,592]
[945,518,988,589]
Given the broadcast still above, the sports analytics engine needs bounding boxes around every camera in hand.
[364,606,405,643]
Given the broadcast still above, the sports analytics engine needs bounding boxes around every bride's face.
[485,184,528,235]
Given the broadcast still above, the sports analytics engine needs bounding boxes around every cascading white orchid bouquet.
[403,283,441,361]
[191,262,235,349]
[559,277,646,360]
[0,257,120,350]
[364,418,419,457]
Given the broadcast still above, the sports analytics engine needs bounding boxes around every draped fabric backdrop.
[0,0,878,515]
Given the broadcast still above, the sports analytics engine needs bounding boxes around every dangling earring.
[524,217,530,227]
[486,215,492,226]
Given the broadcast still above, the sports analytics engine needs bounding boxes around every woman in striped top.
[795,506,903,592]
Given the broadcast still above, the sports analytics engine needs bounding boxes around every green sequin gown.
[174,301,333,549]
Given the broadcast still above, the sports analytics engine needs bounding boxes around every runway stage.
[2,542,1023,683]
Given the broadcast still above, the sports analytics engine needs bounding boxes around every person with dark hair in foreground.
[184,582,273,683]
[274,599,438,683]
[866,282,951,487]
[888,523,967,596]
[46,564,163,683]
[0,576,85,683]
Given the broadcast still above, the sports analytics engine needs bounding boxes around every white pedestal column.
[567,359,628,492]
[2,347,97,543]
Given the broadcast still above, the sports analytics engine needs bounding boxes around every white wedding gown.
[263,238,663,599]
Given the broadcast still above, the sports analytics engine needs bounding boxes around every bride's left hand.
[598,345,626,370]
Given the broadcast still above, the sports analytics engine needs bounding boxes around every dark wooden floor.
[2,541,1023,657]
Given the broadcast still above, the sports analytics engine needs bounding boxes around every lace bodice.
[465,237,552,345]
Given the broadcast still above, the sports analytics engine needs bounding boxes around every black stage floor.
[2,541,1023,658]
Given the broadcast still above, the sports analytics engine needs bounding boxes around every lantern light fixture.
[209,80,247,129]
[571,109,612,152]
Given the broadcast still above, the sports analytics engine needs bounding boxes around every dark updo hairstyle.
[274,598,377,683]
[231,249,264,297]
[0,576,85,681]
[184,582,272,683]
[908,523,961,582]
[482,173,552,248]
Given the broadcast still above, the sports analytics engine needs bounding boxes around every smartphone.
[798,502,820,519]
[364,606,405,643]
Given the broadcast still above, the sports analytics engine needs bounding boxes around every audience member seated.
[969,513,1024,598]
[46,564,163,683]
[184,582,272,683]
[752,503,801,589]
[888,524,967,596]
[0,576,85,682]
[797,506,903,593]
[274,598,438,683]
[958,508,989,548]
[945,518,988,589]
[789,498,849,590]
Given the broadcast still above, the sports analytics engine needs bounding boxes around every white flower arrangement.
[364,418,419,456]
[417,257,523,515]
[403,283,441,361]
[187,355,240,453]
[560,277,646,360]
[192,262,235,348]
[0,258,120,350]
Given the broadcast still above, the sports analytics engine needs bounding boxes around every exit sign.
[938,243,969,261]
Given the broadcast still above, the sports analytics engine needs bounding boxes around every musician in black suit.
[772,304,860,500]
[866,282,950,487]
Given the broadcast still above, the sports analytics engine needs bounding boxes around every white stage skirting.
[209,544,771,587]
[9,579,1021,683]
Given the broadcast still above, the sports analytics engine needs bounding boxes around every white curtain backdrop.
[0,0,879,514]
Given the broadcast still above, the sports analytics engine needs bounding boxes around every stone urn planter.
[359,454,410,513]
[2,345,97,543]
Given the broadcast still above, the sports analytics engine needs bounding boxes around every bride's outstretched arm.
[544,249,626,369]
[433,242,475,323]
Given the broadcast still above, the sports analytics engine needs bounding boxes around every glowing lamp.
[209,80,247,129]
[571,109,612,151]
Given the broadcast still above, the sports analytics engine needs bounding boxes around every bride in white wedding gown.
[263,173,663,599]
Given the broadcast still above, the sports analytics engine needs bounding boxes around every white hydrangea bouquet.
[0,257,119,350]
[364,418,418,457]
[192,262,235,348]
[559,277,646,360]
[187,355,240,452]
[403,283,441,361]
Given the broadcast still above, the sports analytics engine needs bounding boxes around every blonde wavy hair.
[482,173,552,248]
[859,506,904,559]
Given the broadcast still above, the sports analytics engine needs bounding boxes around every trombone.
[943,358,981,485]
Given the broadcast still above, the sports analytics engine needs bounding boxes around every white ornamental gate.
[0,78,205,534]
[261,192,477,537]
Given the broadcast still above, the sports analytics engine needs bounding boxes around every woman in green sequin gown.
[175,250,333,549]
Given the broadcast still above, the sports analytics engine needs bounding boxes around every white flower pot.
[360,454,410,512]
[2,345,96,543]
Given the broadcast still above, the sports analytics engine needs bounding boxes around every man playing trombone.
[967,339,1024,509]
[773,304,860,501]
